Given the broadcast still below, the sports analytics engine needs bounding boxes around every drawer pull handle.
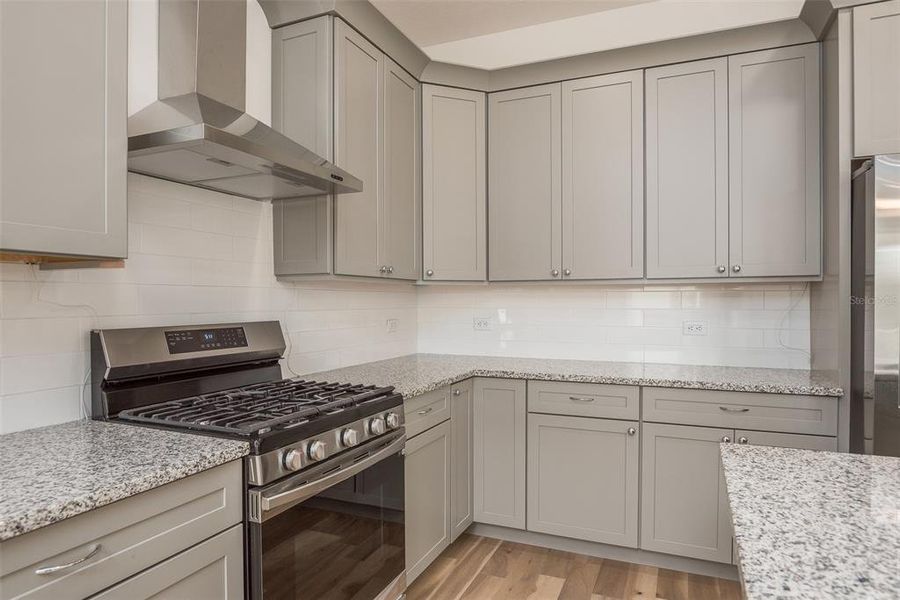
[719,406,750,413]
[417,407,433,416]
[568,396,596,403]
[35,544,101,575]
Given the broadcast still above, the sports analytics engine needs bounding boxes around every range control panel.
[164,327,248,354]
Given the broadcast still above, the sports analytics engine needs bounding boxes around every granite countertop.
[305,354,843,398]
[0,420,249,542]
[721,444,900,600]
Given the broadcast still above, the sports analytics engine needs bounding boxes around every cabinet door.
[562,72,643,280]
[88,525,243,600]
[334,19,383,277]
[488,84,562,281]
[640,423,734,563]
[728,44,821,277]
[405,420,452,583]
[381,57,420,280]
[645,58,729,279]
[853,0,900,156]
[473,378,527,529]
[422,85,487,281]
[527,415,639,547]
[272,16,333,276]
[0,0,127,258]
[450,380,474,541]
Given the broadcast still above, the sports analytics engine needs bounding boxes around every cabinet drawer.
[528,381,639,420]
[0,461,242,600]
[88,525,243,599]
[642,388,838,435]
[405,386,451,438]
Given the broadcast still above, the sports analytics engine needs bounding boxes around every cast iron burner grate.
[117,379,396,436]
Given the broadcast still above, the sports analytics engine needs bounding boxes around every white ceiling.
[371,0,807,70]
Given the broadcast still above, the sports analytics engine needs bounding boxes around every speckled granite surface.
[721,444,900,599]
[305,354,843,398]
[0,420,249,542]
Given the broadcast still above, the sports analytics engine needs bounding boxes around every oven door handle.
[250,433,406,522]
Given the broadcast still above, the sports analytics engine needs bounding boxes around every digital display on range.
[164,327,248,354]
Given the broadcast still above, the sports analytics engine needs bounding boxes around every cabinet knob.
[453,389,461,396]
[721,436,731,443]
[425,269,434,277]
[379,266,387,274]
[627,427,636,436]
[551,269,560,277]
[717,265,727,273]
[386,266,394,274]
[563,268,572,276]
[738,437,749,444]
[732,265,741,273]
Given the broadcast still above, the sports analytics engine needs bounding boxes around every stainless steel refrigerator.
[851,155,900,456]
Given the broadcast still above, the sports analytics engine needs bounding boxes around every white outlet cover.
[386,318,399,333]
[473,317,492,331]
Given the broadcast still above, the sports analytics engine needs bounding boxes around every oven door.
[247,430,405,600]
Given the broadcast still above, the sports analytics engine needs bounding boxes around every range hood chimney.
[128,0,361,200]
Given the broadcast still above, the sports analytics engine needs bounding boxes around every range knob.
[385,412,401,430]
[282,448,304,471]
[368,416,386,436]
[341,428,360,448]
[307,440,327,462]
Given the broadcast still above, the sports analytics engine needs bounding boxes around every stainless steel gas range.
[91,321,407,600]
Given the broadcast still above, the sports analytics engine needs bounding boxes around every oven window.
[257,452,404,600]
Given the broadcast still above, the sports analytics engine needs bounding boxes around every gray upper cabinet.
[0,0,127,259]
[645,58,729,279]
[450,380,475,541]
[640,423,733,564]
[728,44,821,278]
[473,378,527,529]
[489,84,562,281]
[853,0,900,157]
[334,19,383,278]
[527,414,639,547]
[272,16,333,275]
[381,57,420,280]
[561,71,644,280]
[405,419,452,583]
[422,85,487,281]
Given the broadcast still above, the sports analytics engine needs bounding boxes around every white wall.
[417,284,811,369]
[0,175,417,434]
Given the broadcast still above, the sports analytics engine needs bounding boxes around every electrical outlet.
[385,318,399,333]
[473,317,492,331]
[683,320,708,336]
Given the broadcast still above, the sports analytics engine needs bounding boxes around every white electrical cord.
[27,264,99,420]
[776,282,812,359]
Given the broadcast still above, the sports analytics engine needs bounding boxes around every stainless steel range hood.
[128,0,361,200]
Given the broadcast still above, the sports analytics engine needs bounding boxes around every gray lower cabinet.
[640,423,734,564]
[450,380,474,541]
[853,0,900,156]
[488,85,562,281]
[0,462,242,600]
[728,44,821,278]
[473,378,527,528]
[405,419,452,583]
[561,71,644,280]
[0,0,127,259]
[527,414,639,547]
[645,58,729,280]
[272,15,334,276]
[88,525,243,600]
[421,85,487,281]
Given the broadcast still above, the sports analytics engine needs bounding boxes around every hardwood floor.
[406,535,743,600]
